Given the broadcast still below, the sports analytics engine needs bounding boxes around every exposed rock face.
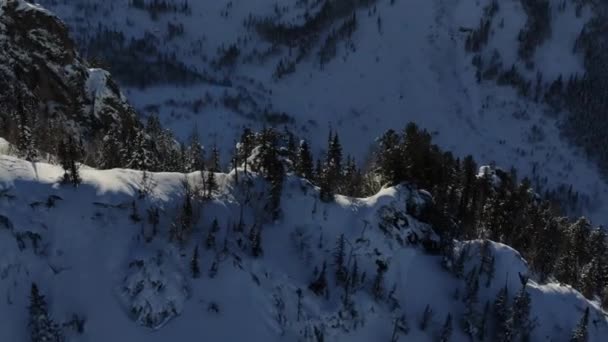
[0,0,139,145]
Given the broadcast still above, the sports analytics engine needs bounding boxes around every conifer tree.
[372,260,388,300]
[29,283,63,342]
[462,267,480,338]
[296,140,314,180]
[237,128,255,162]
[390,314,409,341]
[186,127,205,172]
[375,129,405,185]
[17,111,37,162]
[96,126,124,169]
[250,226,263,257]
[570,307,589,342]
[333,234,347,285]
[206,218,219,250]
[209,144,221,172]
[205,170,217,199]
[439,313,453,342]
[309,261,328,296]
[419,304,433,331]
[58,136,82,186]
[494,284,512,342]
[125,130,158,171]
[191,246,200,278]
[171,181,194,245]
[510,281,534,341]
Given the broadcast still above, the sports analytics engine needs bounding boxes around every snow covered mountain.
[34,0,608,223]
[1,153,607,341]
[2,1,608,341]
[0,0,143,153]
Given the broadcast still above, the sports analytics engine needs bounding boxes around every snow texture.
[0,154,607,341]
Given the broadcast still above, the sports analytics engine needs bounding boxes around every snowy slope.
[1,154,607,341]
[33,0,608,224]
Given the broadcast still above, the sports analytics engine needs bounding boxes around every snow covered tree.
[29,283,63,342]
[254,129,285,220]
[452,246,468,279]
[510,280,534,341]
[130,201,141,223]
[57,136,82,186]
[309,261,328,296]
[478,300,490,340]
[462,267,480,338]
[494,284,512,342]
[390,314,409,341]
[296,140,314,180]
[318,130,343,202]
[375,129,405,185]
[191,246,200,278]
[570,307,589,342]
[16,110,37,162]
[170,180,194,245]
[250,226,263,257]
[372,259,388,300]
[125,130,158,171]
[205,171,217,199]
[439,313,453,342]
[208,144,221,172]
[342,155,362,197]
[185,127,205,172]
[333,234,347,285]
[206,218,219,250]
[96,126,124,169]
[419,304,433,331]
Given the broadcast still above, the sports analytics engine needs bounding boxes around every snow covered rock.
[0,0,140,145]
[119,249,190,329]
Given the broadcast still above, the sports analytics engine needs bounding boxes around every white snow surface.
[0,154,607,341]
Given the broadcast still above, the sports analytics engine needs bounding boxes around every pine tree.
[96,126,124,169]
[439,313,453,342]
[130,201,141,223]
[462,267,480,338]
[237,128,255,162]
[309,261,328,296]
[453,246,467,279]
[250,226,263,257]
[171,182,194,245]
[342,155,362,196]
[17,111,37,162]
[494,285,512,342]
[478,300,490,340]
[205,171,217,199]
[209,144,221,172]
[333,234,347,285]
[510,282,533,341]
[296,140,314,180]
[350,258,360,290]
[206,218,219,250]
[390,314,409,341]
[191,246,200,278]
[186,127,205,172]
[29,283,64,342]
[125,130,158,171]
[375,129,405,185]
[419,304,433,331]
[57,137,82,186]
[318,130,343,202]
[570,307,589,342]
[601,286,608,310]
[372,260,388,300]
